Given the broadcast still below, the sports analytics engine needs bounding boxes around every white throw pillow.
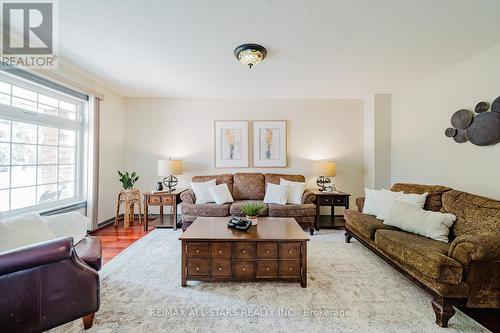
[263,183,289,205]
[208,184,234,205]
[0,211,4,220]
[362,188,383,216]
[374,190,405,220]
[190,179,216,204]
[384,201,456,243]
[279,178,305,204]
[389,190,428,209]
[375,189,428,220]
[42,212,90,244]
[0,213,56,254]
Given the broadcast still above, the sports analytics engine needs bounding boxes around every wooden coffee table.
[179,217,309,288]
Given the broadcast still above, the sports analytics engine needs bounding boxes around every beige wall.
[124,98,365,214]
[392,44,500,199]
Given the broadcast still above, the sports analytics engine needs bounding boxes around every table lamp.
[317,161,336,191]
[158,159,183,192]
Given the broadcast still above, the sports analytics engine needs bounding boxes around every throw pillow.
[387,189,428,209]
[362,188,384,216]
[384,201,456,243]
[374,190,405,220]
[190,179,216,204]
[208,184,234,205]
[376,189,428,220]
[42,212,90,244]
[263,183,289,205]
[280,178,305,204]
[0,212,56,254]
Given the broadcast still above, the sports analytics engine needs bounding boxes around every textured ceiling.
[57,0,500,98]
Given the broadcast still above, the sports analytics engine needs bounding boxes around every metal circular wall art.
[445,96,500,146]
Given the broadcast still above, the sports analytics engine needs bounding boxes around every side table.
[310,190,351,231]
[143,189,187,231]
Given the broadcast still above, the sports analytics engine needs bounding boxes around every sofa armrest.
[448,234,500,267]
[0,237,73,276]
[302,190,316,204]
[181,189,196,204]
[356,197,365,213]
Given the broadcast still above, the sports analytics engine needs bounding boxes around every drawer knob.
[266,267,270,271]
[288,267,292,271]
[288,250,292,254]
[242,250,246,254]
[218,267,222,271]
[242,267,246,271]
[196,250,200,253]
[196,267,199,271]
[266,250,270,254]
[218,250,223,254]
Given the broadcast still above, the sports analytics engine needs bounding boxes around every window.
[0,72,88,215]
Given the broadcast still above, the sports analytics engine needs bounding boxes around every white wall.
[392,44,500,199]
[124,98,365,214]
[47,65,126,224]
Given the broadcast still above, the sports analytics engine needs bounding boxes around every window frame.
[0,72,88,217]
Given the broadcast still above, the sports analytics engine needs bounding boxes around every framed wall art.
[214,120,249,168]
[253,120,287,167]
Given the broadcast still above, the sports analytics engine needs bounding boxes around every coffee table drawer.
[234,242,255,259]
[187,242,209,258]
[256,242,277,259]
[279,243,301,259]
[279,260,301,277]
[234,260,254,278]
[187,258,209,276]
[210,242,231,259]
[256,260,277,278]
[211,260,232,277]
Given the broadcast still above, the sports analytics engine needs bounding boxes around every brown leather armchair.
[0,236,101,332]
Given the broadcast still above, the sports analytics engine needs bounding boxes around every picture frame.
[214,120,249,168]
[253,120,287,167]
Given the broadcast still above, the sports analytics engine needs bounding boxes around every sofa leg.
[309,226,314,235]
[82,312,95,330]
[344,231,352,243]
[431,297,455,327]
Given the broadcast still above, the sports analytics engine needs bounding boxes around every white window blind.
[0,71,89,215]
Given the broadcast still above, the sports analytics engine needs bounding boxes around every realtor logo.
[1,0,58,68]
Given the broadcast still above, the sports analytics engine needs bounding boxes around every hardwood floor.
[90,219,498,332]
[90,217,153,264]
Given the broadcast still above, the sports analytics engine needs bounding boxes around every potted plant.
[118,170,139,191]
[240,203,266,225]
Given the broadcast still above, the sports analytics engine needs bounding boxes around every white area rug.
[53,229,488,333]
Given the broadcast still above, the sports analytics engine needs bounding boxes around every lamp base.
[162,175,178,193]
[316,176,331,191]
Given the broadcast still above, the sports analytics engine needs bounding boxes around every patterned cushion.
[390,183,452,212]
[192,174,234,194]
[181,203,230,217]
[441,190,500,238]
[344,209,398,240]
[232,173,265,200]
[374,230,463,285]
[264,173,305,186]
[268,203,315,217]
[229,200,268,217]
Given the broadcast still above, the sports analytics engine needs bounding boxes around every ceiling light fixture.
[234,43,267,69]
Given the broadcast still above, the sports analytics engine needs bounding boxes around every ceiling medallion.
[234,43,267,69]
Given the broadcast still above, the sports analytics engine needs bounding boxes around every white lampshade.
[158,159,183,176]
[319,161,336,177]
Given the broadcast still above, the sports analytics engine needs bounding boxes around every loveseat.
[344,183,500,327]
[181,173,317,234]
[0,235,102,331]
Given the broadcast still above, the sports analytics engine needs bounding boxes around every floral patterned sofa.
[180,173,316,234]
[344,183,500,327]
